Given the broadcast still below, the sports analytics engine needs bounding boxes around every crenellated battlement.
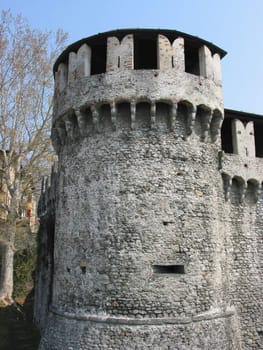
[54,29,225,96]
[51,99,223,152]
[220,109,263,203]
[54,29,225,83]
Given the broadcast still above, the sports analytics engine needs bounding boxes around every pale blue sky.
[1,0,263,114]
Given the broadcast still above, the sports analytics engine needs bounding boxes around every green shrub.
[13,246,37,299]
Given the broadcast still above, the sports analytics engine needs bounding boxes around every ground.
[0,292,40,350]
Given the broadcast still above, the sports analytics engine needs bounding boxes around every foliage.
[0,9,67,303]
[13,246,37,299]
[0,9,67,191]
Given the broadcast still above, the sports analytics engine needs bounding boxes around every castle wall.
[39,103,241,349]
[34,172,57,332]
[40,313,239,350]
[225,195,263,349]
[36,29,262,350]
[51,107,225,318]
[219,131,263,349]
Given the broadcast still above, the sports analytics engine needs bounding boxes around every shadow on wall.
[0,289,40,350]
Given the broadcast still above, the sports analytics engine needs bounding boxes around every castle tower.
[37,29,248,349]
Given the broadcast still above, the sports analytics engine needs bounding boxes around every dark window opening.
[185,45,200,75]
[90,42,107,75]
[134,36,157,69]
[254,121,263,157]
[80,266,86,274]
[153,265,185,274]
[221,118,233,153]
[162,221,174,226]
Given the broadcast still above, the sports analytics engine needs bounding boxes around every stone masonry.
[35,29,262,349]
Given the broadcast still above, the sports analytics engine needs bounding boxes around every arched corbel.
[170,103,177,131]
[150,101,156,129]
[201,109,213,142]
[110,101,117,130]
[222,173,232,201]
[210,109,224,142]
[130,101,136,130]
[186,104,196,136]
[256,183,262,202]
[91,105,99,132]
[240,180,247,204]
[64,114,75,140]
[75,109,87,137]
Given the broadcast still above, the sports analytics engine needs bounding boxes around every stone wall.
[34,170,57,332]
[39,102,242,349]
[35,29,262,349]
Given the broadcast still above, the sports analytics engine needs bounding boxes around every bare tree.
[0,10,67,304]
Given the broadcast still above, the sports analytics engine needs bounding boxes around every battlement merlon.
[54,29,226,77]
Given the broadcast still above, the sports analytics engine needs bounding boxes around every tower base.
[39,308,241,350]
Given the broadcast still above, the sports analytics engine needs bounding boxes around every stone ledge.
[50,305,235,326]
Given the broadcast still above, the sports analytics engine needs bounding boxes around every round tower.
[39,29,240,349]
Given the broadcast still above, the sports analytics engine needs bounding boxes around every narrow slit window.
[153,265,185,274]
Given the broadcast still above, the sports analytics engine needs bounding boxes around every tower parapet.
[220,109,263,203]
[52,29,225,150]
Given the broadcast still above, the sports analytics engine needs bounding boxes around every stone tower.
[36,29,262,349]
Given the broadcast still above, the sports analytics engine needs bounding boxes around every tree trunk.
[0,241,14,304]
[0,157,21,305]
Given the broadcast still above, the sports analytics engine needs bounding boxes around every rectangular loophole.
[153,265,185,274]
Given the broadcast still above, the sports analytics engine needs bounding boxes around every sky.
[1,0,263,114]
